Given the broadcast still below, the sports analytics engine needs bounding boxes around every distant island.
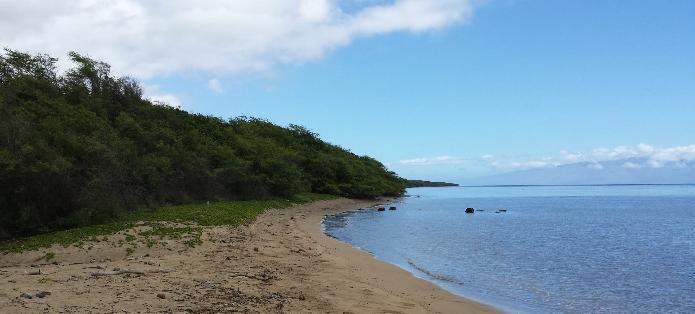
[406,180,459,188]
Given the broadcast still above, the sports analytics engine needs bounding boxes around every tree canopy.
[0,49,405,239]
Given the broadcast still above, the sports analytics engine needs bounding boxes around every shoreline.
[302,198,500,313]
[320,199,511,313]
[0,198,498,313]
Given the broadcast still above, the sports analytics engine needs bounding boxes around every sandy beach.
[0,198,497,313]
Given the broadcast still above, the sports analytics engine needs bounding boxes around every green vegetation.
[1,193,334,253]
[405,180,459,188]
[0,49,405,240]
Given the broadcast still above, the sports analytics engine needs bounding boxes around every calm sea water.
[323,185,695,313]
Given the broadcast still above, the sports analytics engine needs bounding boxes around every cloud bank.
[399,155,466,166]
[0,0,478,78]
[398,144,695,171]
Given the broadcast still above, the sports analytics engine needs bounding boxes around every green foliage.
[0,193,336,252]
[1,222,132,252]
[0,49,405,240]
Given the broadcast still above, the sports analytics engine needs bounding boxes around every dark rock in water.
[377,207,385,211]
[465,207,475,213]
[499,209,507,212]
[389,206,397,210]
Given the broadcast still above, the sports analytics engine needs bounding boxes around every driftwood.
[147,269,173,274]
[90,268,172,277]
[228,271,275,282]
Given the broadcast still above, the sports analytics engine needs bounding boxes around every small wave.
[407,259,464,285]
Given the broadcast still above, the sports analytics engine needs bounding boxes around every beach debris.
[20,292,33,299]
[229,269,277,282]
[157,293,166,299]
[35,291,51,298]
[90,268,172,277]
[377,207,385,211]
[389,206,397,210]
[92,269,146,277]
[147,269,173,274]
[465,207,475,214]
[26,269,41,275]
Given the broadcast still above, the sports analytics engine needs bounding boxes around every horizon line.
[451,183,695,188]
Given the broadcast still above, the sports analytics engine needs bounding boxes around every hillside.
[0,50,405,239]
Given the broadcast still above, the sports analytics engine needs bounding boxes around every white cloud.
[208,78,223,93]
[651,145,695,163]
[0,0,479,78]
[399,155,465,166]
[509,144,695,170]
[560,150,583,162]
[143,85,182,109]
[487,158,559,170]
[622,162,641,169]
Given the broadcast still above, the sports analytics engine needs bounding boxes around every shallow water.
[323,185,695,313]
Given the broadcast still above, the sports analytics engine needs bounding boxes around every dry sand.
[0,198,498,313]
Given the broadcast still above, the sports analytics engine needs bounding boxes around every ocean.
[322,185,695,313]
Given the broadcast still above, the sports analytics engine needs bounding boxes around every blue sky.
[3,0,694,181]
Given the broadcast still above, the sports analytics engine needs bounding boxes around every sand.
[0,198,498,313]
